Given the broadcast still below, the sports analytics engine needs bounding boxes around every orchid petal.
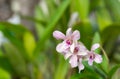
[88,59,93,66]
[94,54,102,63]
[70,43,75,53]
[66,28,72,36]
[77,43,88,55]
[78,58,84,73]
[64,52,72,60]
[53,31,65,40]
[91,43,100,51]
[72,30,80,40]
[69,55,78,68]
[78,42,88,51]
[77,52,87,56]
[78,63,84,73]
[56,42,68,53]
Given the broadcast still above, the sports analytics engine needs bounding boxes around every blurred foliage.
[0,0,120,79]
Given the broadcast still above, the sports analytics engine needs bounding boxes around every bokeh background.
[0,0,120,79]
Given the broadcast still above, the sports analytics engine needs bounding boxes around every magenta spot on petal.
[90,54,95,59]
[90,55,93,59]
[66,39,72,45]
[74,47,79,54]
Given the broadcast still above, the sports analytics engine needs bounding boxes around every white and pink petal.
[56,42,68,53]
[91,43,100,51]
[53,31,65,40]
[88,59,94,66]
[72,30,80,40]
[64,52,72,60]
[66,28,72,36]
[69,55,78,68]
[78,58,84,73]
[94,54,102,63]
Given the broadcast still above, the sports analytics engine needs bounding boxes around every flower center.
[90,54,95,59]
[66,39,72,45]
[74,47,79,54]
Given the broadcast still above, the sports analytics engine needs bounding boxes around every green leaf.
[101,24,120,44]
[92,32,109,76]
[70,73,99,79]
[104,0,120,21]
[96,8,112,31]
[2,30,30,61]
[75,0,90,21]
[93,66,107,79]
[92,32,101,44]
[0,68,11,79]
[100,47,109,73]
[108,64,120,79]
[35,6,48,22]
[45,0,56,16]
[54,56,69,79]
[73,22,94,49]
[0,22,31,61]
[0,22,28,37]
[34,0,71,56]
[90,0,100,11]
[35,6,46,38]
[3,43,28,76]
[92,32,101,53]
[0,49,3,56]
[23,32,36,58]
[0,56,14,74]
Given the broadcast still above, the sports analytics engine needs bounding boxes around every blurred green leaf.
[2,30,29,61]
[35,6,48,22]
[73,22,93,49]
[35,6,46,38]
[101,24,120,56]
[3,43,28,76]
[92,32,109,76]
[0,22,28,37]
[92,32,101,44]
[0,56,14,74]
[92,32,101,53]
[108,64,120,79]
[93,66,107,79]
[0,49,3,56]
[54,55,69,79]
[0,22,30,61]
[101,24,120,44]
[90,0,100,11]
[96,8,112,31]
[104,0,120,21]
[70,72,98,79]
[75,0,90,21]
[34,0,71,56]
[45,0,56,16]
[23,32,36,58]
[100,47,109,73]
[0,68,11,79]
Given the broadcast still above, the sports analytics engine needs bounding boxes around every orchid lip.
[66,39,73,45]
[74,47,79,54]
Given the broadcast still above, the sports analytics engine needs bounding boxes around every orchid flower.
[64,42,88,72]
[87,43,102,66]
[53,28,80,53]
[53,28,103,73]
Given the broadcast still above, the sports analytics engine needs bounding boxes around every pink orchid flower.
[64,42,88,72]
[87,43,102,66]
[53,28,80,53]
